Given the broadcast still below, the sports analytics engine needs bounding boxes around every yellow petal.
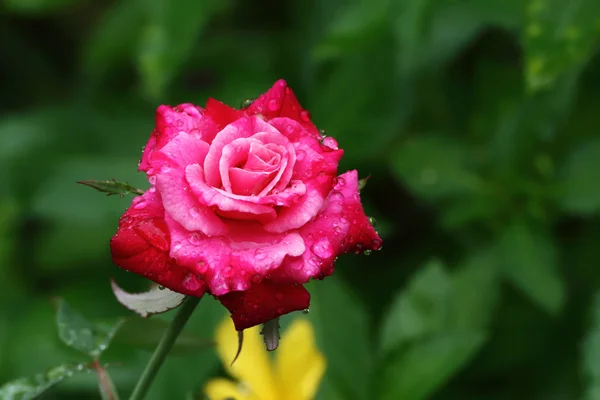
[203,377,258,400]
[215,316,279,400]
[275,318,327,400]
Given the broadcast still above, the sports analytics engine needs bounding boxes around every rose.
[110,80,382,331]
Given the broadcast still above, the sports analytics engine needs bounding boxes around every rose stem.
[128,296,201,400]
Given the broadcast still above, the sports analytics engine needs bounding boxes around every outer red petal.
[110,190,206,297]
[243,79,320,138]
[217,281,310,331]
[197,98,244,144]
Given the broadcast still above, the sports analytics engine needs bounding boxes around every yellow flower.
[204,316,326,400]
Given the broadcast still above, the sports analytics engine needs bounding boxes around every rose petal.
[204,116,281,188]
[243,79,320,138]
[217,281,311,331]
[219,138,280,194]
[196,98,244,144]
[229,168,277,196]
[166,216,305,296]
[140,104,203,173]
[186,164,277,220]
[272,170,382,285]
[156,165,227,237]
[110,190,206,297]
[153,132,210,170]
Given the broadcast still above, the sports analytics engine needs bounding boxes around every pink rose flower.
[110,80,382,330]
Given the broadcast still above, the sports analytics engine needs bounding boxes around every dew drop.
[240,98,254,108]
[302,308,310,314]
[183,273,201,291]
[323,137,339,150]
[256,249,267,261]
[160,165,171,174]
[312,238,333,259]
[190,207,200,218]
[364,249,372,256]
[336,176,346,187]
[277,307,285,314]
[268,99,279,111]
[189,233,202,245]
[173,243,182,252]
[330,191,345,203]
[285,124,295,133]
[296,149,306,160]
[132,197,147,209]
[300,110,311,121]
[148,186,156,193]
[158,285,166,290]
[369,216,377,227]
[319,129,327,138]
[252,274,261,283]
[148,175,157,185]
[275,292,284,301]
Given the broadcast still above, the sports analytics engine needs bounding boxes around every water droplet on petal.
[268,99,279,111]
[190,207,200,218]
[296,149,306,160]
[286,124,294,133]
[319,129,327,138]
[369,216,377,227]
[158,285,166,290]
[364,249,372,256]
[312,238,333,259]
[302,308,310,314]
[336,176,346,187]
[189,233,202,245]
[183,273,201,291]
[275,292,284,301]
[132,197,147,209]
[173,243,182,252]
[160,165,171,174]
[256,249,267,261]
[252,274,261,283]
[148,175,157,185]
[300,110,311,121]
[323,137,339,150]
[330,191,345,203]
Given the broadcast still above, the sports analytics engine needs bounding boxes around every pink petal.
[186,164,276,220]
[229,168,277,196]
[263,184,325,233]
[166,216,306,296]
[156,165,227,237]
[153,132,210,170]
[272,170,381,285]
[204,116,281,188]
[139,104,204,173]
[210,180,307,207]
[243,79,320,138]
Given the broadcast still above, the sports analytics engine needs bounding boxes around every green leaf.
[524,0,600,92]
[448,250,500,331]
[137,0,230,98]
[77,179,144,197]
[582,293,600,400]
[56,299,123,358]
[379,259,452,354]
[308,276,371,400]
[496,220,565,315]
[390,136,481,201]
[3,0,79,15]
[378,332,486,400]
[83,0,145,77]
[556,139,600,214]
[0,363,93,400]
[392,0,522,76]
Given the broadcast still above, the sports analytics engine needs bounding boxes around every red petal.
[217,281,310,331]
[244,79,320,137]
[197,98,244,144]
[110,191,206,297]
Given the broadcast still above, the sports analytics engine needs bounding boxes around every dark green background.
[2,0,600,398]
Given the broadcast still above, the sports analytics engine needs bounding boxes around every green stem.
[128,296,201,400]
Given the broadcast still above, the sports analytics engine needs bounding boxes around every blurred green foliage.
[2,0,600,398]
